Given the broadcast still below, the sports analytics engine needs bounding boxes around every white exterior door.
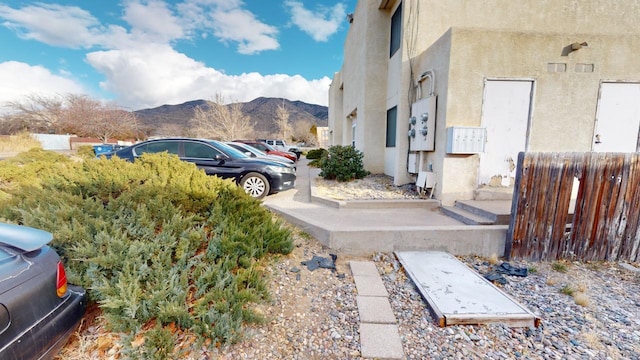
[479,80,533,186]
[593,82,640,152]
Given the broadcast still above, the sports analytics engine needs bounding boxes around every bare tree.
[291,118,316,145]
[61,95,137,143]
[274,100,291,139]
[4,94,65,132]
[191,94,254,141]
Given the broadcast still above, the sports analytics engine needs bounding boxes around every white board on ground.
[395,251,539,327]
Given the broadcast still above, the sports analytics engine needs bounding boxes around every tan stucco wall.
[328,72,343,147]
[330,0,640,203]
[428,28,640,204]
[329,0,390,173]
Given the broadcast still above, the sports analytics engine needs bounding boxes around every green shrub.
[305,148,327,160]
[76,145,97,160]
[319,145,370,182]
[0,151,293,358]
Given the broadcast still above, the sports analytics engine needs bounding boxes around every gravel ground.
[57,174,640,359]
[53,229,640,360]
[313,174,424,200]
[207,235,640,360]
[377,253,640,360]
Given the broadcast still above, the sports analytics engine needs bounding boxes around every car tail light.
[56,261,68,298]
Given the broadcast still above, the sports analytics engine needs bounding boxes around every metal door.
[593,82,640,152]
[479,80,533,186]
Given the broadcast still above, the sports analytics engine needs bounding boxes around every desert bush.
[76,145,97,160]
[0,131,41,152]
[0,151,293,358]
[319,145,369,182]
[305,148,327,160]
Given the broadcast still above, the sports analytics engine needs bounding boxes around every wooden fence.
[506,152,640,262]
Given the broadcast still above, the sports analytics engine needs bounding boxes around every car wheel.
[240,172,270,199]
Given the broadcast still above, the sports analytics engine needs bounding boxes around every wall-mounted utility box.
[446,127,486,154]
[408,96,437,151]
[407,152,418,173]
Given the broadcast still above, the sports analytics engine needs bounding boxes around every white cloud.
[123,0,184,42]
[285,1,346,42]
[0,61,86,112]
[0,1,330,113]
[86,45,330,108]
[176,0,279,54]
[0,3,103,48]
[209,7,279,54]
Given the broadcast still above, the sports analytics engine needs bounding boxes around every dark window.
[390,4,402,57]
[386,106,397,147]
[184,142,222,159]
[251,143,270,152]
[135,141,179,155]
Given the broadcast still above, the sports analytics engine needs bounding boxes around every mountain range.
[134,97,328,137]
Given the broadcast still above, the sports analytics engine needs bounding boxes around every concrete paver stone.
[359,323,404,359]
[350,261,380,277]
[357,296,397,324]
[353,274,388,297]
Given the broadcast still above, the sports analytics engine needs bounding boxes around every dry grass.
[560,284,574,296]
[0,132,41,152]
[552,262,568,273]
[573,292,590,306]
[581,331,603,350]
[488,253,499,265]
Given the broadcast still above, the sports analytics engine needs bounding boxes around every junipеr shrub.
[0,151,293,358]
[319,145,369,182]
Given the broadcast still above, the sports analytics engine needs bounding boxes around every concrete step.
[474,186,514,201]
[440,206,495,225]
[455,200,513,225]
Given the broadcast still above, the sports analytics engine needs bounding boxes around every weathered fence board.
[506,152,640,262]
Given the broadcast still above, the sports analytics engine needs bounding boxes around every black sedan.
[107,138,296,199]
[0,222,86,359]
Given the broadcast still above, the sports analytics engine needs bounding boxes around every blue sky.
[0,0,355,112]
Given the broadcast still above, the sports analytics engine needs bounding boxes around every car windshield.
[208,140,248,158]
[228,142,267,156]
[253,142,274,152]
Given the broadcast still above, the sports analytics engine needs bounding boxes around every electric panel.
[408,96,436,151]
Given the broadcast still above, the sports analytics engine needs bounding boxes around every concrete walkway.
[263,159,535,358]
[350,261,404,359]
[263,159,507,257]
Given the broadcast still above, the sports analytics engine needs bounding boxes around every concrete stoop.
[263,163,510,258]
[474,186,514,201]
[265,199,509,257]
[350,261,404,359]
[440,199,512,225]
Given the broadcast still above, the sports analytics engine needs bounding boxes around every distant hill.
[134,97,328,137]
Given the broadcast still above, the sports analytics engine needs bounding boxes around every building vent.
[575,63,594,73]
[547,63,567,73]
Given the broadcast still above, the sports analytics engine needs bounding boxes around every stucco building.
[329,0,640,205]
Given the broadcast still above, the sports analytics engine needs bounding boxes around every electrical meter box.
[408,96,436,151]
